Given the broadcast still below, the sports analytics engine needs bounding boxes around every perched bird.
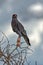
[11,14,31,46]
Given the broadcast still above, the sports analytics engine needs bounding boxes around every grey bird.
[11,14,31,46]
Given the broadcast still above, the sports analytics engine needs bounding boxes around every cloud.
[28,20,43,49]
[41,45,43,51]
[0,9,2,15]
[0,0,6,6]
[5,25,13,36]
[6,5,12,13]
[28,3,43,13]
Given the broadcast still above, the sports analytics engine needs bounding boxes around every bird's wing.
[17,21,31,46]
[17,20,27,36]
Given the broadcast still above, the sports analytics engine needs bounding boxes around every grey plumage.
[11,14,31,46]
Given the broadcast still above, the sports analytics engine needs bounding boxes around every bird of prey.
[11,14,31,46]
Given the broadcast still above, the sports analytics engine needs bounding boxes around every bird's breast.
[12,21,16,27]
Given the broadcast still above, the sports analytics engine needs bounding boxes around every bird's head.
[12,14,17,19]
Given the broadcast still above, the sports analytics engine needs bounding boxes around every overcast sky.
[0,0,43,65]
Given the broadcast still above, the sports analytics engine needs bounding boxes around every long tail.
[24,35,31,46]
[22,33,31,46]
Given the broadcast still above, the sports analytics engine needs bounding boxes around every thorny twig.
[0,31,33,65]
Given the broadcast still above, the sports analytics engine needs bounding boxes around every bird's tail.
[24,35,31,46]
[22,34,31,46]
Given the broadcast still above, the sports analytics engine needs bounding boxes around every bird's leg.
[16,36,21,47]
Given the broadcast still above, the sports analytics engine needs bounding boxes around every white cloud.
[5,26,13,35]
[28,3,43,14]
[29,20,43,49]
[5,24,15,36]
[37,21,43,32]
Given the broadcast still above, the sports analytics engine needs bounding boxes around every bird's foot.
[16,36,21,47]
[16,43,20,47]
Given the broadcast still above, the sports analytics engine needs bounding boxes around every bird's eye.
[12,15,15,18]
[12,14,17,18]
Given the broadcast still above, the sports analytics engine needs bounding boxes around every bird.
[11,14,31,46]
